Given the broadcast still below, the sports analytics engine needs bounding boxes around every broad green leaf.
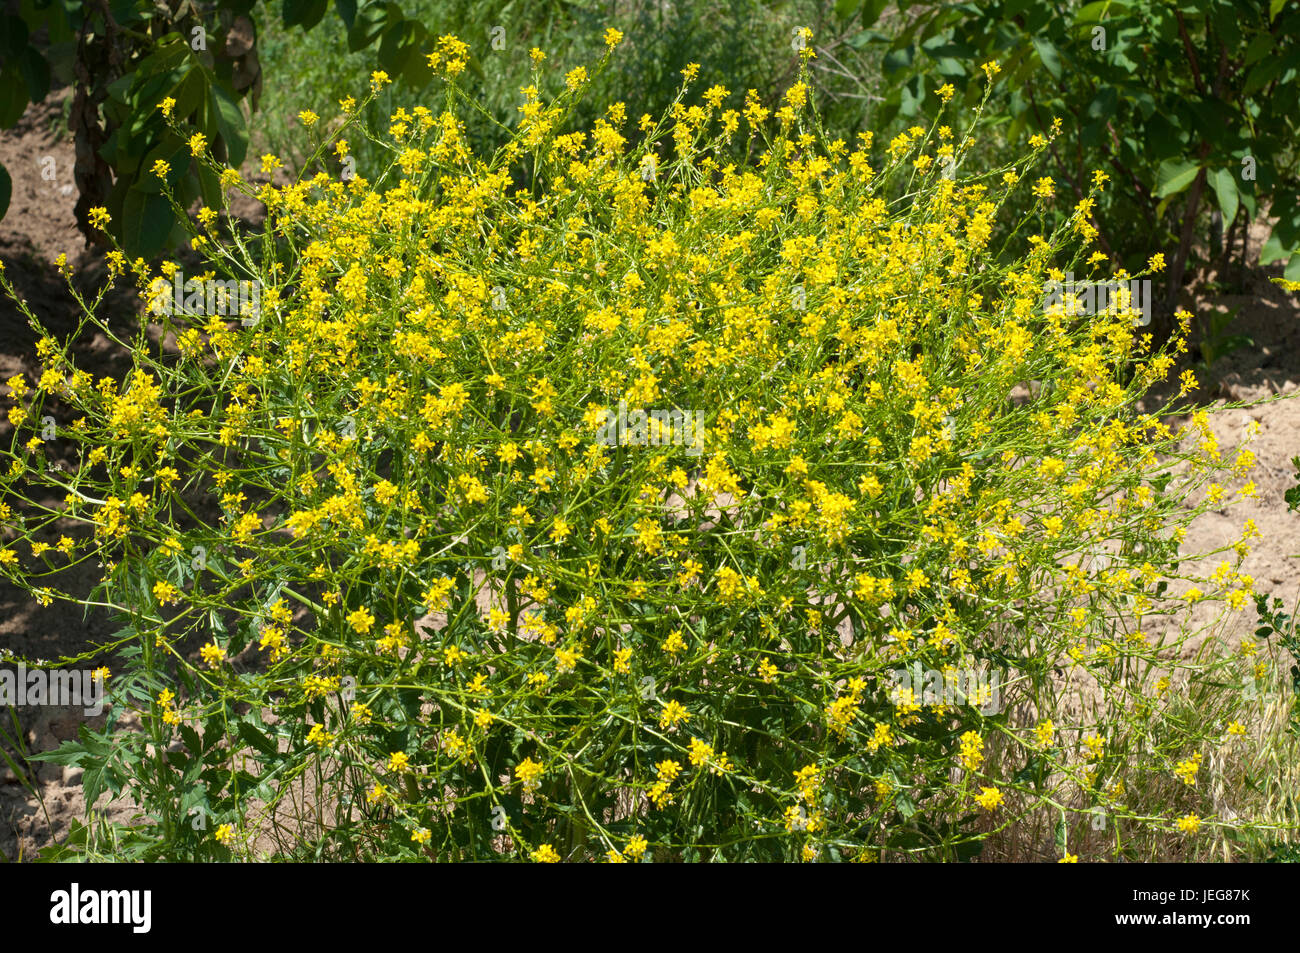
[108,0,148,26]
[0,62,29,127]
[1274,192,1300,246]
[1155,158,1200,198]
[197,162,222,209]
[347,0,390,51]
[1209,7,1242,49]
[334,0,358,29]
[44,38,77,85]
[1259,231,1295,266]
[883,45,915,75]
[1286,253,1300,282]
[1208,167,1239,224]
[1032,36,1062,80]
[283,0,329,29]
[378,17,430,86]
[1244,32,1274,66]
[0,13,28,57]
[1085,86,1117,120]
[168,67,205,128]
[1245,56,1285,95]
[136,136,187,194]
[19,44,49,103]
[896,792,917,818]
[1076,0,1127,24]
[1239,184,1258,220]
[238,721,280,757]
[208,83,248,168]
[120,186,174,259]
[104,71,137,107]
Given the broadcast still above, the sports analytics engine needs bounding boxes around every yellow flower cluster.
[0,32,1274,862]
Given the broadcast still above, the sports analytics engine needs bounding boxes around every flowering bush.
[2,35,1290,862]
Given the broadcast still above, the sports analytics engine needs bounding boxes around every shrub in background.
[839,0,1300,303]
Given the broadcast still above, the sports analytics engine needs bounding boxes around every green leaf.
[1286,253,1300,282]
[898,74,924,117]
[168,65,206,121]
[0,161,10,221]
[347,0,390,52]
[28,724,114,766]
[180,785,209,817]
[120,186,175,259]
[1244,32,1274,66]
[1208,167,1239,225]
[1075,1,1127,24]
[1085,86,1117,121]
[1260,231,1295,267]
[1209,7,1242,49]
[26,739,92,766]
[1271,0,1286,22]
[238,721,280,757]
[1245,56,1285,96]
[283,0,329,29]
[0,62,29,127]
[136,137,187,194]
[197,162,222,209]
[207,83,248,168]
[1032,36,1062,80]
[882,44,915,75]
[378,17,430,86]
[334,0,358,29]
[0,13,29,57]
[19,45,50,103]
[1155,158,1200,198]
[1274,193,1300,247]
[108,0,149,27]
[44,38,77,85]
[82,764,106,806]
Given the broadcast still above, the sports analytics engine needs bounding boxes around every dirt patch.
[1147,221,1300,658]
[0,90,141,861]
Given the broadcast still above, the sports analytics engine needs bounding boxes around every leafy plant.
[0,0,446,258]
[1193,304,1253,374]
[1,32,1291,862]
[835,0,1300,306]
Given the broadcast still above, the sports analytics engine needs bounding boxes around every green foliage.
[253,0,885,190]
[836,0,1300,286]
[4,1,887,255]
[0,1,263,256]
[0,0,440,257]
[1193,305,1253,373]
